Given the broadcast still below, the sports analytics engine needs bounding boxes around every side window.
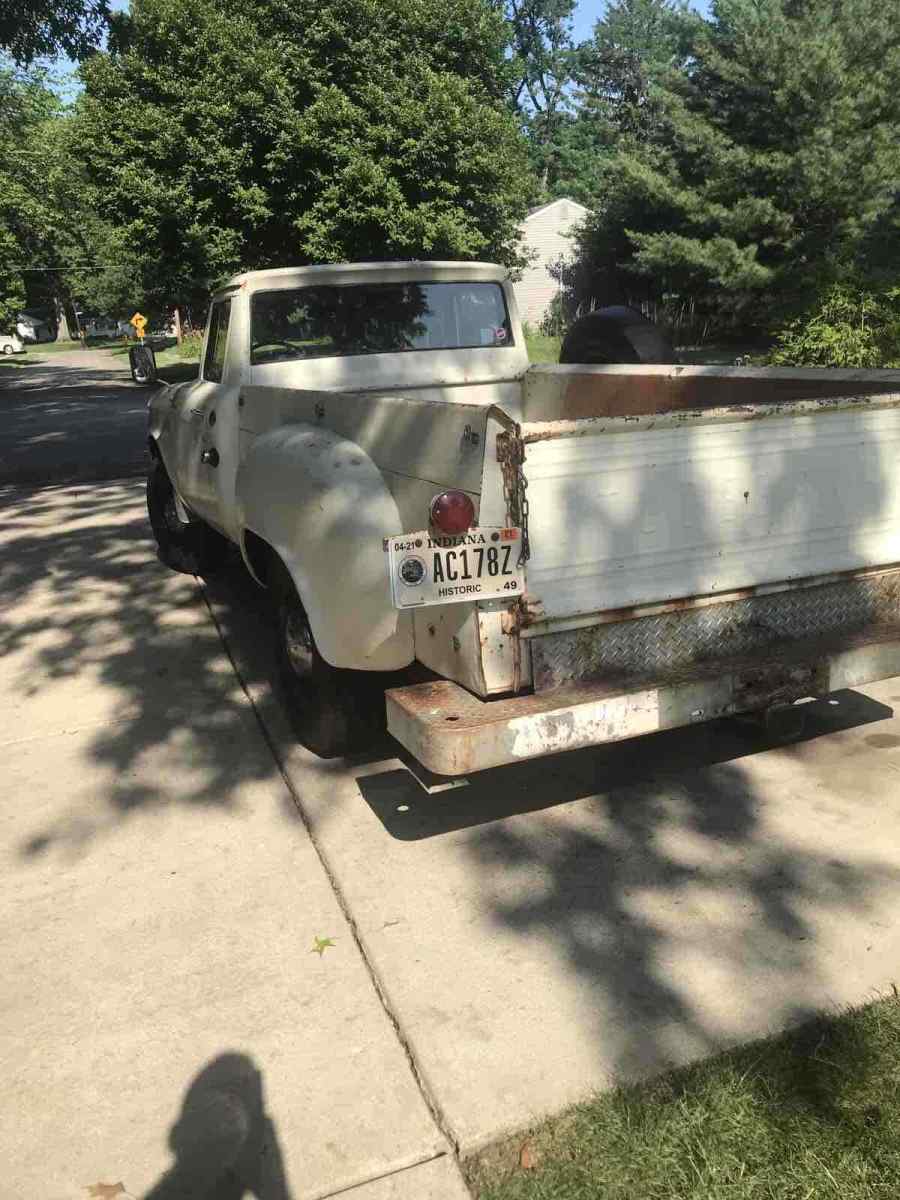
[203,299,232,383]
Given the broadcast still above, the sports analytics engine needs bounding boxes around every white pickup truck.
[148,261,900,776]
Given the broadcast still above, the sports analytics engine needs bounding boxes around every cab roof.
[216,260,508,298]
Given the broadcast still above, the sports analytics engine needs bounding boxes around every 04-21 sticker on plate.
[387,527,524,609]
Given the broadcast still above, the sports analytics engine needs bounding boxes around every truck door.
[175,297,232,528]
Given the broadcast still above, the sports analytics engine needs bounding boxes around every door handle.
[200,447,219,468]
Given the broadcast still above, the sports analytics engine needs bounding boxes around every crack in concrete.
[197,578,468,1185]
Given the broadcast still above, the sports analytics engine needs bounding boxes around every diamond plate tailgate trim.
[531,572,900,691]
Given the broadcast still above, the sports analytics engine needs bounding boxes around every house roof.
[524,197,590,221]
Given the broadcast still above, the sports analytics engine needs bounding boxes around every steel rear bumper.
[386,626,900,776]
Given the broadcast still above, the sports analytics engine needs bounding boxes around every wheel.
[273,570,383,758]
[2,344,13,355]
[146,457,229,575]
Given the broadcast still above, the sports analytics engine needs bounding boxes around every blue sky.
[572,0,712,40]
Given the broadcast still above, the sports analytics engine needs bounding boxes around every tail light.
[430,490,475,535]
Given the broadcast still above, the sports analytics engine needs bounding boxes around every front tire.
[274,572,382,758]
[147,457,228,575]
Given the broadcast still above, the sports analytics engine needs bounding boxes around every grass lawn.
[153,343,200,384]
[467,993,900,1200]
[525,331,561,363]
[18,337,127,354]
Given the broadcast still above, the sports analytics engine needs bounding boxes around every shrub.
[176,331,204,360]
[769,284,900,368]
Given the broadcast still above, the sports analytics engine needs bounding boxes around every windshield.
[250,281,513,365]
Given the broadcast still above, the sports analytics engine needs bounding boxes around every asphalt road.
[0,348,151,485]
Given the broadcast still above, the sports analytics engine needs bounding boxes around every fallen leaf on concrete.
[86,1184,128,1199]
[311,936,336,957]
[519,1140,537,1170]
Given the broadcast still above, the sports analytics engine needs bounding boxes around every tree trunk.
[173,304,183,345]
[54,295,72,342]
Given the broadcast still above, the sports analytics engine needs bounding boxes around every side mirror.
[129,343,158,385]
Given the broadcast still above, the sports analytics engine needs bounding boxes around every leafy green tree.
[0,68,110,337]
[575,0,699,144]
[72,0,532,316]
[506,0,578,194]
[0,0,109,65]
[769,282,900,368]
[526,0,699,214]
[575,0,900,334]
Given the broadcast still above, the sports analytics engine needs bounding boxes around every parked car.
[147,260,900,779]
[0,332,25,355]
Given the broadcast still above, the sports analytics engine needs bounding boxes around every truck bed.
[515,366,900,631]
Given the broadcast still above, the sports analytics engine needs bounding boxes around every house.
[513,197,590,328]
[16,311,55,343]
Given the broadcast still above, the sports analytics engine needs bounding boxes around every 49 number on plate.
[387,527,524,609]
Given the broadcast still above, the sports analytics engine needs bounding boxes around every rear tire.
[147,457,228,576]
[273,568,383,758]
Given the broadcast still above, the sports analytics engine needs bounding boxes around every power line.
[9,265,110,271]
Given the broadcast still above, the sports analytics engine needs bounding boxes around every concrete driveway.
[0,348,150,484]
[3,358,900,1196]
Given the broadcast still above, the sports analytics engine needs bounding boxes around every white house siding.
[513,198,589,328]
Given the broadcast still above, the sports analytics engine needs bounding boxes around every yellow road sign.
[130,312,147,341]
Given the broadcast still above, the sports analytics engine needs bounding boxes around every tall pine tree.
[576,0,900,332]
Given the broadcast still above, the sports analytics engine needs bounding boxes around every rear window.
[250,281,513,365]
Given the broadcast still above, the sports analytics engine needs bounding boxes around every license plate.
[387,527,524,609]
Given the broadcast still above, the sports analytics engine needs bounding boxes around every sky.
[572,0,712,39]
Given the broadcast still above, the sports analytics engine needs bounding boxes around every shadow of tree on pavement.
[1,480,286,860]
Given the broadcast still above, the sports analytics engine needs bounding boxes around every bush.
[176,331,204,360]
[769,284,900,368]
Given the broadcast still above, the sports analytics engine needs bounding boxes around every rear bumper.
[386,627,900,775]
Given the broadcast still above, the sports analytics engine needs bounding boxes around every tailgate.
[518,367,900,625]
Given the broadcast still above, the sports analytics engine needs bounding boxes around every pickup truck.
[148,260,900,777]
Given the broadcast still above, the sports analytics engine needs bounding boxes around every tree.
[525,0,699,209]
[0,0,109,65]
[0,68,113,338]
[575,0,699,143]
[575,0,900,335]
[505,0,578,195]
[72,0,532,316]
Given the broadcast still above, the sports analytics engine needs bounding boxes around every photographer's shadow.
[144,1054,292,1200]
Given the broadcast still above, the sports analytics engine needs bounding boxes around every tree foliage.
[0,71,73,330]
[574,0,900,336]
[0,0,109,66]
[72,0,532,313]
[769,282,900,368]
[505,0,578,194]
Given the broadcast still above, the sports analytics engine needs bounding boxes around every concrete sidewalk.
[6,472,900,1198]
[202,561,900,1157]
[0,481,467,1200]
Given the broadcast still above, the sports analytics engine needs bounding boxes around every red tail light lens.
[430,490,475,535]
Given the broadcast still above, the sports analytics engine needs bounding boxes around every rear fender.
[236,423,414,671]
